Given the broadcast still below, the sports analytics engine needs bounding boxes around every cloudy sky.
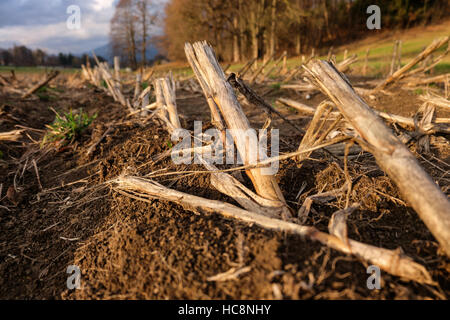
[0,0,164,55]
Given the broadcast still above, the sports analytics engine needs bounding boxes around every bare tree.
[136,0,157,67]
[268,0,277,58]
[111,0,158,69]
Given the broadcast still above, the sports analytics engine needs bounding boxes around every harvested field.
[1,38,450,300]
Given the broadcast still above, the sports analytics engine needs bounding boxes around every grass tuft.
[41,108,96,147]
[271,82,281,90]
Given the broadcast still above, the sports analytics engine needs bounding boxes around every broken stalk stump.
[154,76,182,133]
[304,60,450,257]
[249,52,276,83]
[373,36,449,92]
[21,70,59,99]
[185,41,290,218]
[114,56,121,84]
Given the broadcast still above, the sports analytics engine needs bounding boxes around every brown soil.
[0,74,449,300]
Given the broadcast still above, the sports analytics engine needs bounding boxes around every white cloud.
[0,15,110,53]
[91,0,115,11]
[0,0,165,54]
[0,1,116,53]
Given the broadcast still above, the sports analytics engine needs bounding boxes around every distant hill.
[89,42,160,64]
[90,43,112,62]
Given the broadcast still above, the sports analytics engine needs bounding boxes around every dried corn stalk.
[296,101,342,165]
[153,75,181,133]
[0,129,24,141]
[113,175,434,285]
[373,36,449,92]
[304,60,450,257]
[185,41,290,218]
[21,70,59,99]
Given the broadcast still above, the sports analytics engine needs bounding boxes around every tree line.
[0,45,105,68]
[160,0,450,62]
[110,0,158,70]
[3,0,448,68]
